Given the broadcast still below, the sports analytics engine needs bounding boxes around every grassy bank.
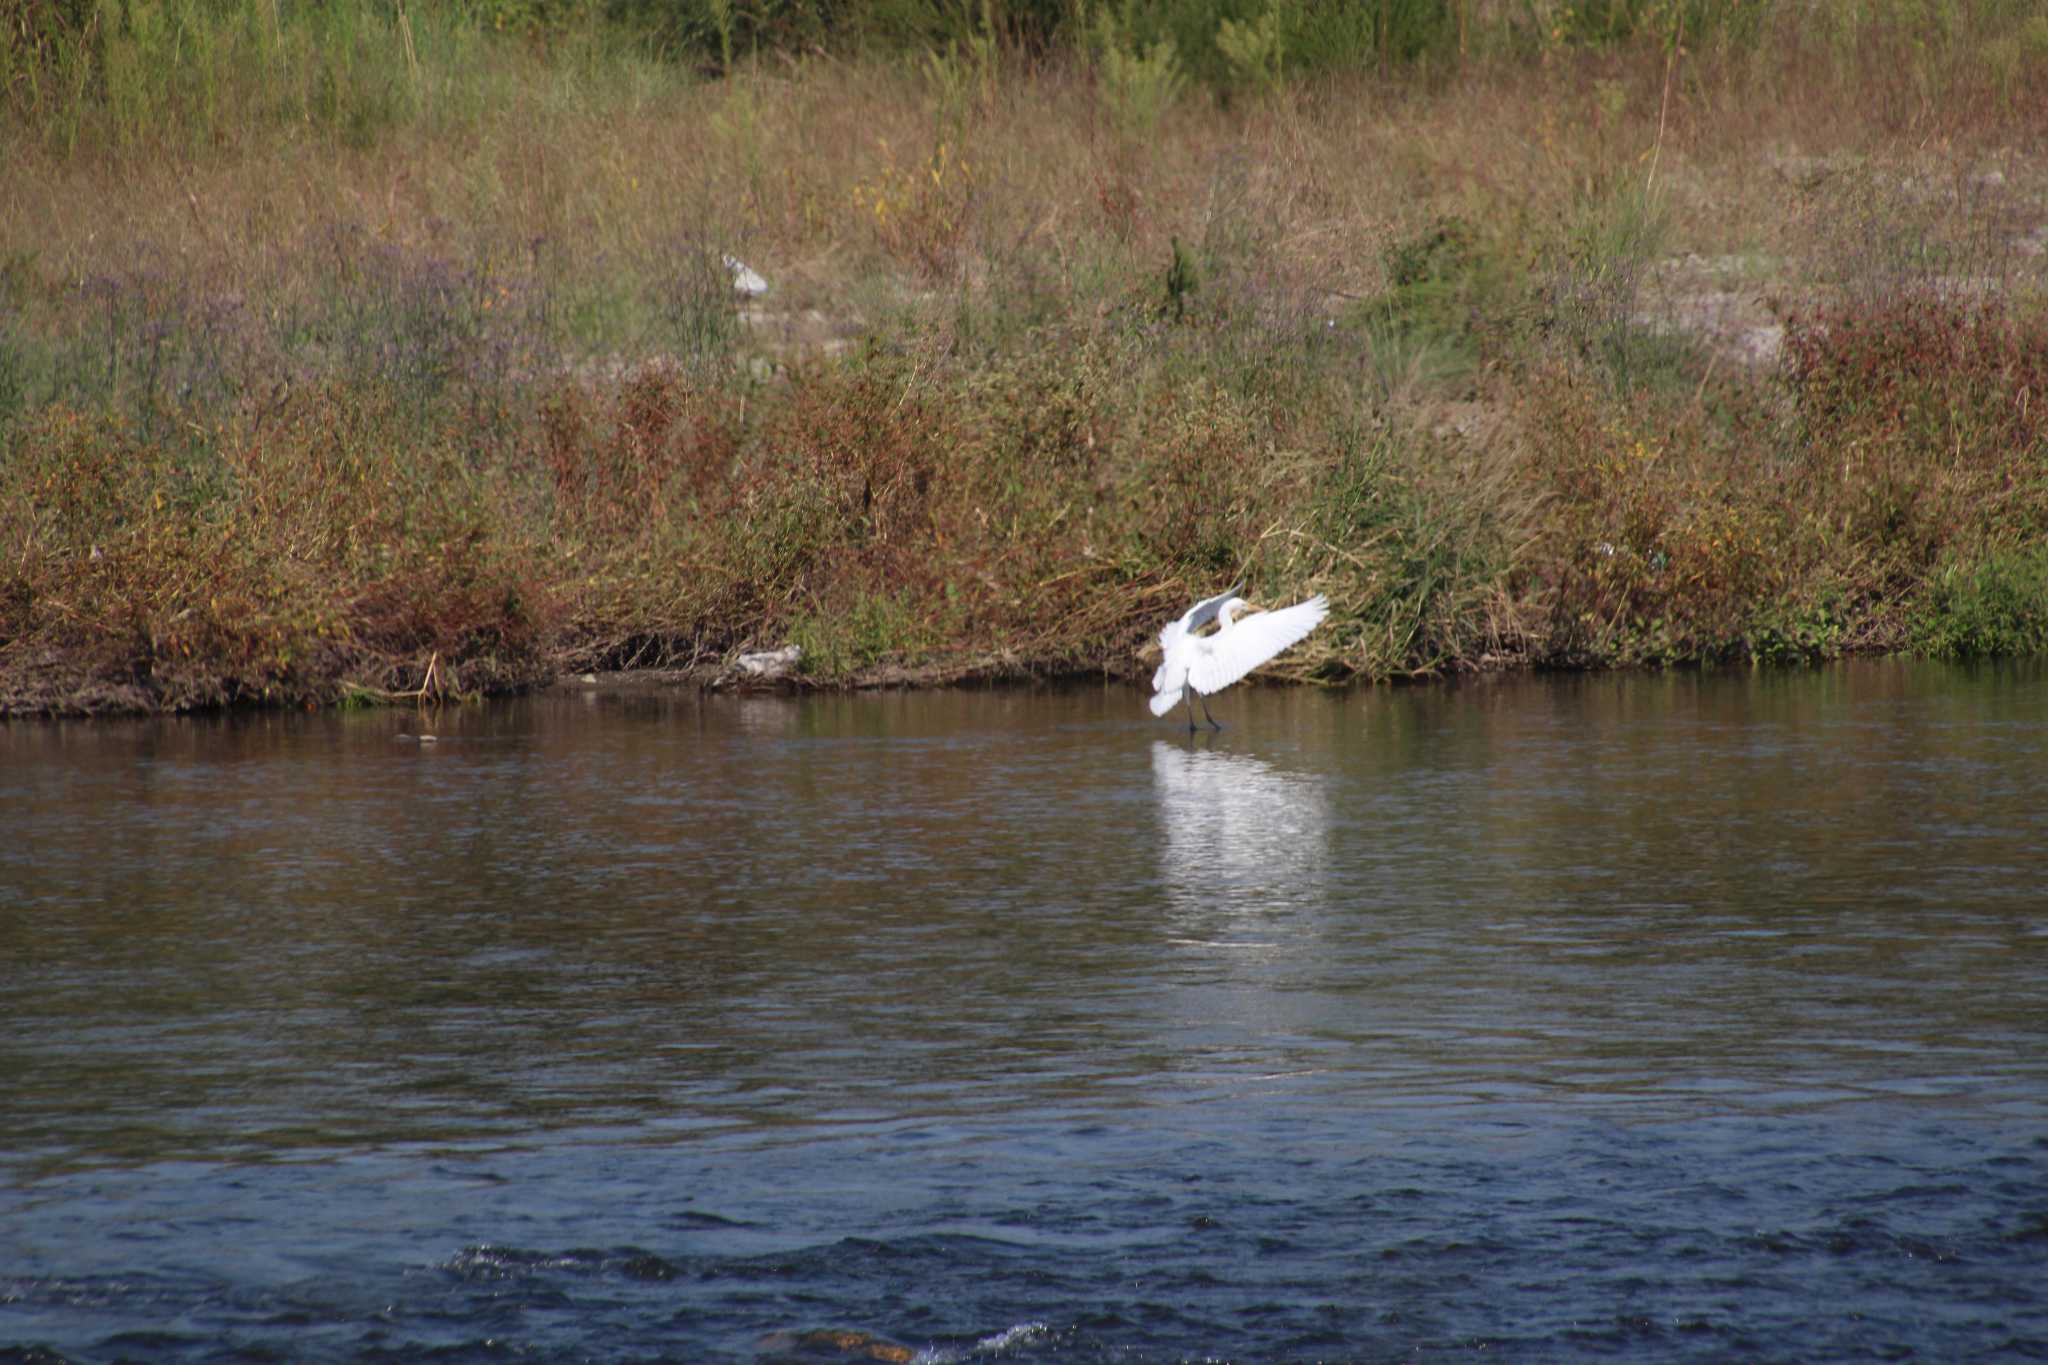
[4,1,2048,713]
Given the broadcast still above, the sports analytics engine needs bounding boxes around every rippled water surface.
[4,663,2047,1362]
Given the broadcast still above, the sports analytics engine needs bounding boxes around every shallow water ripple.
[4,662,2047,1361]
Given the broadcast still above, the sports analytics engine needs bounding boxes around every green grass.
[1910,548,2048,660]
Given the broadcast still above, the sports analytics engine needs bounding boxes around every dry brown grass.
[6,18,2040,332]
[4,14,2048,713]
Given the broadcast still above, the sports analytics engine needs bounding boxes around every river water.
[3,662,2046,1362]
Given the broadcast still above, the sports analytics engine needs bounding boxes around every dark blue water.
[4,663,2047,1362]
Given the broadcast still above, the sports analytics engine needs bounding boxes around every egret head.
[1214,596,1251,628]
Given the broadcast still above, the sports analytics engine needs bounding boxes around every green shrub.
[1910,548,2048,659]
[1089,5,1187,137]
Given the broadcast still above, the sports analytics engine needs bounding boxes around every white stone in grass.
[734,645,801,680]
[723,255,769,298]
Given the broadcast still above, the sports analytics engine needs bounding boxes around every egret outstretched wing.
[1148,681,1190,717]
[1152,583,1240,691]
[1185,595,1329,696]
[1157,583,1242,652]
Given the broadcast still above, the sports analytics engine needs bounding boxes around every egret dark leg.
[1199,694,1222,730]
[1182,686,1199,733]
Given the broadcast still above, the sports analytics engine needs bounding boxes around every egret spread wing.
[1157,585,1239,649]
[1150,648,1181,696]
[1155,650,1187,699]
[1152,583,1240,691]
[1147,685,1188,717]
[1186,595,1328,696]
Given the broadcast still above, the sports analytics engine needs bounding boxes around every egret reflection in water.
[1150,739,1332,928]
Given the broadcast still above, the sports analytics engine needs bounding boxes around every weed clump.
[1,392,547,714]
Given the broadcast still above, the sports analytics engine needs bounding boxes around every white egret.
[723,255,769,298]
[1149,589,1329,730]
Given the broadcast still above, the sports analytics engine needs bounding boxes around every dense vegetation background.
[3,0,2046,711]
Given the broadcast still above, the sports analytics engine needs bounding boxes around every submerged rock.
[758,1328,915,1362]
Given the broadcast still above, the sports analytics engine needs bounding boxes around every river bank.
[4,3,2046,715]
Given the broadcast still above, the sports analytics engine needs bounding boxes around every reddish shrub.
[539,370,741,534]
[1783,294,2048,463]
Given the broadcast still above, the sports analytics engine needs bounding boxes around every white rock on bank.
[733,645,801,681]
